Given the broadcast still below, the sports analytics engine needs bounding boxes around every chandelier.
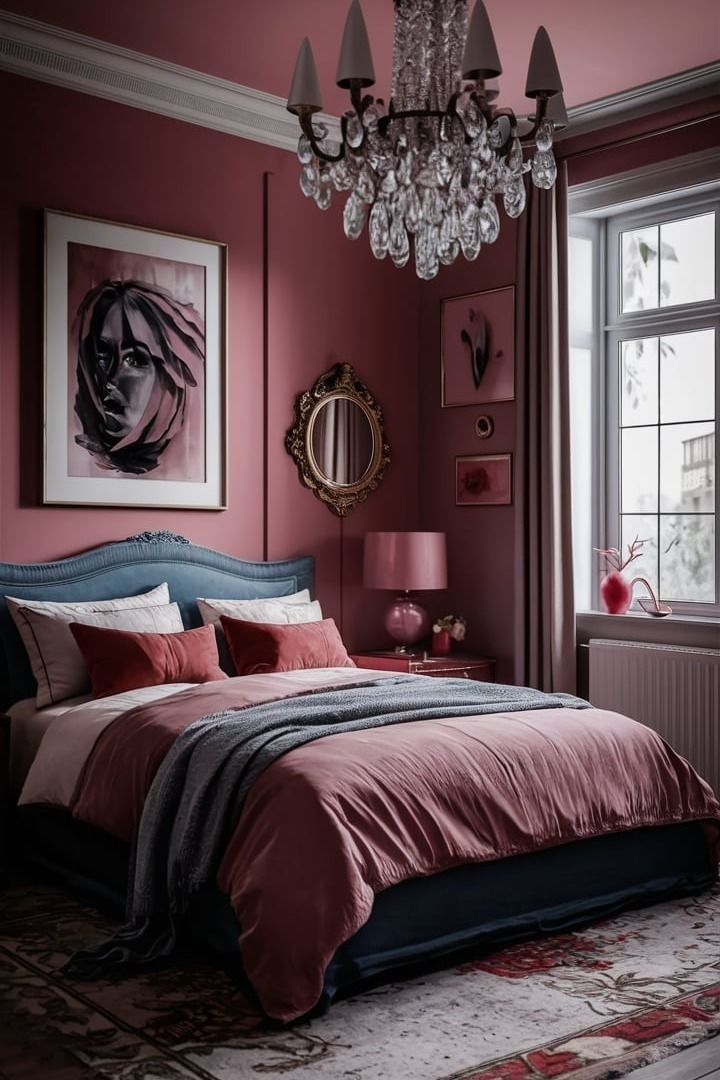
[287,0,567,280]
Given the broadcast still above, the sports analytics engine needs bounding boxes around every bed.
[2,532,718,1023]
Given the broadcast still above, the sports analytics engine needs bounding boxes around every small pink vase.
[600,571,633,615]
[431,629,452,656]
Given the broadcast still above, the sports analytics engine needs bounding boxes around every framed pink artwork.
[44,210,227,509]
[441,286,515,407]
[456,454,512,507]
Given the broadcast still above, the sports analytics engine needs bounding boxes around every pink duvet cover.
[68,676,720,1021]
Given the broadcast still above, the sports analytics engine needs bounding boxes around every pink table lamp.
[364,531,447,650]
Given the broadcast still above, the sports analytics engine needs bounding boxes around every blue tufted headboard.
[0,532,314,709]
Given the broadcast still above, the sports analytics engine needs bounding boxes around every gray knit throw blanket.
[64,675,588,979]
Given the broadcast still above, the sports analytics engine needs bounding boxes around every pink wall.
[0,72,419,649]
[416,226,518,684]
[1,48,718,670]
[265,153,418,648]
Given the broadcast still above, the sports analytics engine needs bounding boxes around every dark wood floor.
[629,1038,719,1079]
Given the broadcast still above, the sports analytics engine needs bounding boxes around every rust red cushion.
[220,615,355,676]
[69,621,228,698]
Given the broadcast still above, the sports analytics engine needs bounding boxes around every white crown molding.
[563,62,720,138]
[0,8,340,151]
[569,146,720,215]
[0,8,717,151]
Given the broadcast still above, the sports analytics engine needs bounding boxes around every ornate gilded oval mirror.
[285,363,390,516]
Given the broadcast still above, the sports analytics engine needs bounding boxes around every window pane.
[570,346,593,610]
[660,328,715,424]
[660,515,715,602]
[660,213,715,308]
[569,235,594,339]
[621,514,658,595]
[660,421,714,512]
[622,427,658,512]
[622,225,659,312]
[621,338,658,427]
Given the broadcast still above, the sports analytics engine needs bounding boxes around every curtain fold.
[514,162,576,693]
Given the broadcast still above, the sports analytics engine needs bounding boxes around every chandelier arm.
[298,112,346,164]
[349,81,365,116]
[517,95,550,146]
[468,89,496,124]
[377,110,464,144]
[488,107,519,158]
[341,81,372,156]
[446,91,478,143]
[385,107,453,122]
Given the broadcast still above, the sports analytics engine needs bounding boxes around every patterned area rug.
[1,876,719,1080]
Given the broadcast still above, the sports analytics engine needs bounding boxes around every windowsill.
[576,609,720,652]
[577,609,720,629]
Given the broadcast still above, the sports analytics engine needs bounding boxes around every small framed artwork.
[44,210,227,509]
[441,285,514,407]
[456,453,512,507]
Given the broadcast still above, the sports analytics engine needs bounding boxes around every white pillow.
[5,583,174,706]
[196,591,318,628]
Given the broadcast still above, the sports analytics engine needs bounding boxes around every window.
[570,191,719,615]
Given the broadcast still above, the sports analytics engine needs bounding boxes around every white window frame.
[568,216,604,612]
[570,184,720,616]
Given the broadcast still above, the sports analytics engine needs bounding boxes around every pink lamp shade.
[363,531,447,591]
[364,532,447,649]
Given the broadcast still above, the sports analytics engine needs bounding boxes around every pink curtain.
[514,161,576,693]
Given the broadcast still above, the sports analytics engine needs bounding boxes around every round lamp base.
[384,595,430,649]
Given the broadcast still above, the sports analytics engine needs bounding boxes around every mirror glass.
[286,362,389,516]
[310,397,375,487]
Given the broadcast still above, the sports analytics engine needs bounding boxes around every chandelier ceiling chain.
[287,0,567,280]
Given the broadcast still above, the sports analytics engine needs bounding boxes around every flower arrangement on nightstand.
[431,614,466,656]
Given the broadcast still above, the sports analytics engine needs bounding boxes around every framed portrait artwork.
[456,454,512,506]
[44,210,227,509]
[441,286,514,407]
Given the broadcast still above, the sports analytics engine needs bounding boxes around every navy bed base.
[14,807,714,1017]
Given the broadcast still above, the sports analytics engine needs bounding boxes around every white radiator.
[588,638,720,797]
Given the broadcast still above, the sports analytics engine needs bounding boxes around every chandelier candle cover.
[287,0,567,279]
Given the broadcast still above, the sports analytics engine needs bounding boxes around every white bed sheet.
[18,683,196,810]
[9,694,91,794]
[18,667,399,812]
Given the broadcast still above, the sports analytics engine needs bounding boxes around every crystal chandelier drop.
[287,0,568,280]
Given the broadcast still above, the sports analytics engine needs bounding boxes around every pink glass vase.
[600,570,633,615]
[431,629,452,656]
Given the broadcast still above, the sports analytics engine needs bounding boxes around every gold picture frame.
[285,363,390,517]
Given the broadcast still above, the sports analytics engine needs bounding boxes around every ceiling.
[6,0,720,117]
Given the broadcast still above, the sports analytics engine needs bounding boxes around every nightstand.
[351,651,496,682]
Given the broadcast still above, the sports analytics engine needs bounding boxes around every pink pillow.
[220,615,355,676]
[69,622,228,699]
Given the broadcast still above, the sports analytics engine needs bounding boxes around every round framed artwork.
[475,415,494,440]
